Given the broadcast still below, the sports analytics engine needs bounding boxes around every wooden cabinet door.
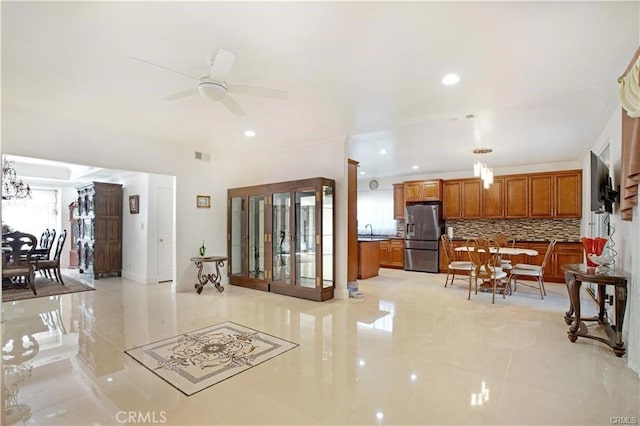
[404,182,423,202]
[389,240,404,267]
[443,181,462,219]
[483,177,504,218]
[552,242,584,282]
[422,180,443,201]
[554,172,582,218]
[504,176,528,218]
[529,174,554,217]
[393,184,405,219]
[462,180,482,218]
[379,241,391,267]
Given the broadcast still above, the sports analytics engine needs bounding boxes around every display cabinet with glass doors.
[227,177,335,301]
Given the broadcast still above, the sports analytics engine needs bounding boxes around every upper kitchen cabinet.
[393,183,405,219]
[529,170,582,218]
[482,177,504,218]
[443,179,481,219]
[404,179,443,203]
[504,176,528,218]
[443,181,462,218]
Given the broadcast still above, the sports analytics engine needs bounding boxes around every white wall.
[217,135,350,299]
[2,108,350,298]
[588,102,639,375]
[121,173,150,283]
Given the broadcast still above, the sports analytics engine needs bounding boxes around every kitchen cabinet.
[482,177,504,218]
[554,172,582,218]
[380,239,404,269]
[551,242,584,281]
[393,183,405,219]
[443,181,462,219]
[442,170,581,220]
[529,171,582,218]
[504,176,528,218]
[462,180,482,218]
[358,240,380,279]
[77,182,122,279]
[228,177,335,301]
[404,179,443,203]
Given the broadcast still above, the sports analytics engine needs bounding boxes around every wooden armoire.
[77,182,123,279]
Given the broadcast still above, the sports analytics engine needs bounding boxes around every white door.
[157,187,174,282]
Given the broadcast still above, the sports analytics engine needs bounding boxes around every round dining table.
[454,246,539,256]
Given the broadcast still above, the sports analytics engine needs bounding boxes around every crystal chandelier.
[472,147,493,189]
[2,156,32,200]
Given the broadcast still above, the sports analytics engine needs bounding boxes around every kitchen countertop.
[451,238,581,243]
[357,235,392,242]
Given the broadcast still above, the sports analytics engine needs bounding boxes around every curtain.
[619,47,640,221]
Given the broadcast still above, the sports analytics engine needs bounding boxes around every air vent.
[195,151,211,162]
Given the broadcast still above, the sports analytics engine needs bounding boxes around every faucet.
[365,224,373,236]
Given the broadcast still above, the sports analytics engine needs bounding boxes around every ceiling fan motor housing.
[198,79,227,101]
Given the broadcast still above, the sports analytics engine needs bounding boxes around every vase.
[199,241,206,256]
[581,237,608,267]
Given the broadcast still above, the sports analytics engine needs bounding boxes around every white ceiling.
[2,2,638,181]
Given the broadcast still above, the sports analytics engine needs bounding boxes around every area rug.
[125,321,298,396]
[2,275,95,303]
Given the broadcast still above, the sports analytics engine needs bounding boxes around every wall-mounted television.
[590,151,618,214]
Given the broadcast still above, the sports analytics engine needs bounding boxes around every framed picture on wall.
[129,195,140,214]
[197,195,211,208]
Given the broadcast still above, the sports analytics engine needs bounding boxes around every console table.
[562,263,629,357]
[190,256,227,294]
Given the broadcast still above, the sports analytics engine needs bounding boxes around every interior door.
[157,186,174,282]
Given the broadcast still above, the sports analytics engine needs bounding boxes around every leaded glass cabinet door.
[272,192,291,284]
[322,185,334,288]
[229,197,245,278]
[295,189,317,288]
[248,195,265,280]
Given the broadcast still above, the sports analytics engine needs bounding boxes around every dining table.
[454,246,539,256]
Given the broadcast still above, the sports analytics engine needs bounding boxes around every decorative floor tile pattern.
[125,321,298,396]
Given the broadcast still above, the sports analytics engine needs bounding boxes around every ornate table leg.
[563,271,575,325]
[613,285,627,357]
[565,272,581,342]
[194,260,226,294]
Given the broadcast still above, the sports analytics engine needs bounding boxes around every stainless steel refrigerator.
[404,203,442,273]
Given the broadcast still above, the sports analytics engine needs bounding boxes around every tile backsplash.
[445,218,581,242]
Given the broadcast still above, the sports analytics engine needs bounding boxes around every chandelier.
[2,156,32,200]
[472,147,493,189]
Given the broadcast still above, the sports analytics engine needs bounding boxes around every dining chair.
[441,235,473,288]
[509,239,557,299]
[467,238,508,303]
[2,231,38,295]
[494,232,515,270]
[35,229,67,285]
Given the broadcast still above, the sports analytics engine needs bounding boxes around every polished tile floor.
[2,268,639,425]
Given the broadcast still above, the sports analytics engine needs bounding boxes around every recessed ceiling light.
[412,165,419,170]
[359,171,366,175]
[244,130,256,137]
[442,73,460,86]
[379,149,387,155]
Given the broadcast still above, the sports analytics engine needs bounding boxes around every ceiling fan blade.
[221,94,245,116]
[130,56,200,81]
[227,84,288,99]
[164,88,199,101]
[209,49,235,80]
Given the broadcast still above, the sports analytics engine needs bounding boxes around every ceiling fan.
[132,48,287,116]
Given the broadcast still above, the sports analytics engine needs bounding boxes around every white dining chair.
[441,235,473,288]
[509,240,557,299]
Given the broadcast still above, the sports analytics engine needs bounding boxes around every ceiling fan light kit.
[198,80,228,102]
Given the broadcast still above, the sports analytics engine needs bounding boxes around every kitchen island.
[357,236,391,279]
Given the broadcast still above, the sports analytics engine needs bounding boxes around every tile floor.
[2,268,639,425]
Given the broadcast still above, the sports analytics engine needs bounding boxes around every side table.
[190,256,227,294]
[562,263,629,357]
